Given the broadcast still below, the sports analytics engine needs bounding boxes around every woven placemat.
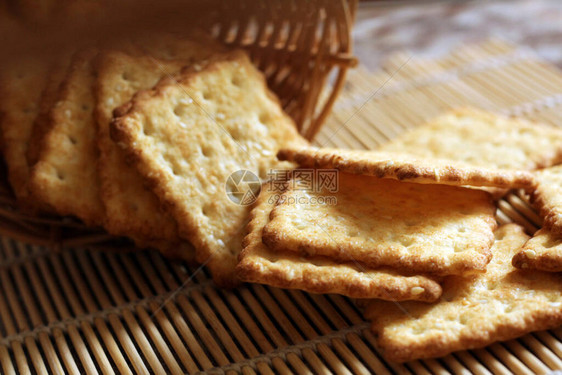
[2,39,562,374]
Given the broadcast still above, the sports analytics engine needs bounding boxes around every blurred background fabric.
[355,0,562,69]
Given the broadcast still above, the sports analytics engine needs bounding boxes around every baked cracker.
[111,50,308,287]
[380,107,562,198]
[263,172,497,276]
[0,57,51,209]
[29,49,104,226]
[278,146,534,188]
[511,166,562,272]
[236,186,442,302]
[379,108,562,172]
[365,224,562,363]
[95,56,182,242]
[512,228,562,272]
[529,165,562,235]
[96,33,223,254]
[27,53,73,166]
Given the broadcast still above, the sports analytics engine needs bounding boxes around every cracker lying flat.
[0,58,51,209]
[111,50,308,286]
[236,186,442,302]
[29,49,104,226]
[365,224,562,362]
[380,108,562,175]
[278,146,534,188]
[263,172,497,275]
[512,228,562,272]
[529,166,562,235]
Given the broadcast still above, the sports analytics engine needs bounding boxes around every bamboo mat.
[2,39,562,374]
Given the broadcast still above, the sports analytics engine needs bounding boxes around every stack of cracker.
[111,50,308,286]
[237,108,562,362]
[5,26,562,363]
[1,32,307,287]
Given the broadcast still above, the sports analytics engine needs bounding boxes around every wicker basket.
[0,0,358,249]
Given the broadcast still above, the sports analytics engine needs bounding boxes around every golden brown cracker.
[95,52,184,242]
[529,166,562,235]
[29,49,104,226]
[278,146,534,188]
[27,53,73,167]
[236,186,442,302]
[0,58,51,209]
[512,228,562,272]
[111,50,308,286]
[365,224,562,363]
[95,36,222,246]
[380,108,562,174]
[263,172,497,276]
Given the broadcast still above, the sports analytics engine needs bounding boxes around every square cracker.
[365,224,562,363]
[528,165,562,235]
[111,50,308,287]
[27,53,73,167]
[511,166,562,272]
[0,57,51,209]
[95,36,222,245]
[236,186,442,302]
[379,107,562,179]
[29,49,104,226]
[278,146,534,188]
[512,228,562,272]
[262,172,497,276]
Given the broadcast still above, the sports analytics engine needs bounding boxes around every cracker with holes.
[27,53,73,166]
[262,172,497,276]
[365,224,562,363]
[95,36,222,248]
[379,108,562,194]
[236,186,442,302]
[512,228,562,272]
[0,57,51,210]
[29,49,104,226]
[278,146,534,188]
[111,50,308,287]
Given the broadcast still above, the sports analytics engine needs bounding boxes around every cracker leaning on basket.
[95,51,186,250]
[236,185,442,302]
[111,50,308,287]
[95,34,222,251]
[0,56,52,211]
[262,172,497,276]
[365,224,562,363]
[29,49,105,226]
[27,52,73,167]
